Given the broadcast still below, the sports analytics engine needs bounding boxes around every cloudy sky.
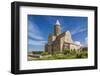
[28,15,88,52]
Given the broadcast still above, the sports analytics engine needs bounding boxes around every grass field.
[28,49,88,61]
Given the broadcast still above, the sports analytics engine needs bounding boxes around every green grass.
[28,49,88,61]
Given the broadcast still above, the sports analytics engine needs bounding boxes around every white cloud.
[84,37,88,47]
[85,37,88,43]
[29,39,47,46]
[28,20,48,46]
[61,25,67,31]
[74,41,82,46]
[71,25,87,35]
[77,37,88,47]
[28,21,44,41]
[29,43,45,52]
[29,32,44,41]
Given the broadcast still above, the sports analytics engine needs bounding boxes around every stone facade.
[45,20,80,54]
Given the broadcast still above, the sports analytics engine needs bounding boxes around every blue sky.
[28,15,88,52]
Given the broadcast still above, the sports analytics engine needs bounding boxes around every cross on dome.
[56,20,60,25]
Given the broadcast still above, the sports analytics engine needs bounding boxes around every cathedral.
[45,20,80,54]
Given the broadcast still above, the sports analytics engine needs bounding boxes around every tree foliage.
[63,49,70,55]
[41,52,49,56]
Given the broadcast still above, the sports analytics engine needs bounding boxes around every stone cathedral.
[45,20,80,54]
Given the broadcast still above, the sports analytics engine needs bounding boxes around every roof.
[64,42,80,46]
[56,31,71,38]
[56,20,60,25]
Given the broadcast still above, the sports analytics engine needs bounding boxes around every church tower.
[54,20,61,36]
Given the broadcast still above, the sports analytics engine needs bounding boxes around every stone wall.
[70,44,80,50]
[45,20,81,54]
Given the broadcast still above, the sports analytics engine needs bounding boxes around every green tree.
[70,49,76,55]
[32,51,43,54]
[63,49,70,55]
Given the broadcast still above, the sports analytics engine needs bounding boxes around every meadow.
[28,48,88,60]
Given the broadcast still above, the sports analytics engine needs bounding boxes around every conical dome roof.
[56,20,60,25]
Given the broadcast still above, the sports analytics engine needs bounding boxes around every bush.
[32,51,43,54]
[63,49,70,55]
[75,50,88,58]
[41,52,49,56]
[76,53,83,58]
[70,49,76,55]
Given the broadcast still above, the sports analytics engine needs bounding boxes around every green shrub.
[41,52,49,56]
[63,49,70,55]
[75,50,88,58]
[70,49,76,55]
[32,51,43,54]
[76,53,83,58]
